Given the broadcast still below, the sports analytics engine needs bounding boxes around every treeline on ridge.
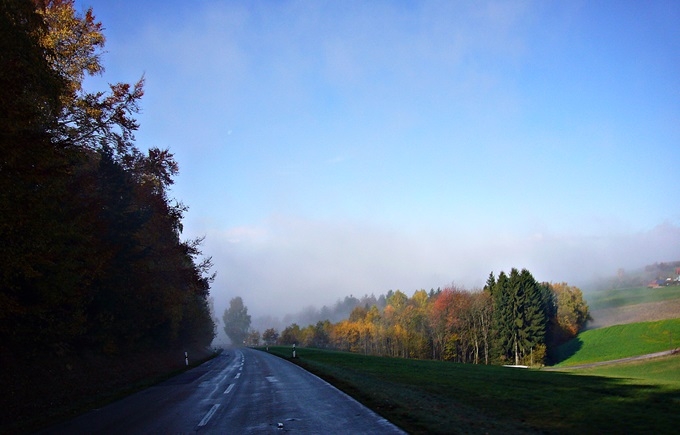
[0,0,215,356]
[255,270,589,366]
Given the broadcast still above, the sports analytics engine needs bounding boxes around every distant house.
[647,267,680,287]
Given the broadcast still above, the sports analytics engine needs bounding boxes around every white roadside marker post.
[185,351,189,366]
[292,343,296,359]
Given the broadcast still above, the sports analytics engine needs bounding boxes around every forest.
[256,271,590,366]
[0,0,216,356]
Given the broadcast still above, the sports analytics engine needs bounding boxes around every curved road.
[40,348,404,434]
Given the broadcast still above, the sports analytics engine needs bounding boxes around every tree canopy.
[267,269,588,366]
[0,0,215,354]
[488,269,554,365]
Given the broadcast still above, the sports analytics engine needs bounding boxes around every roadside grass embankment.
[1,346,218,435]
[261,346,680,434]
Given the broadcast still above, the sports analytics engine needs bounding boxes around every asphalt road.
[40,347,405,434]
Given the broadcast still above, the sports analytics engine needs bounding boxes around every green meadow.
[573,356,680,386]
[263,345,680,434]
[553,318,680,366]
[261,286,680,433]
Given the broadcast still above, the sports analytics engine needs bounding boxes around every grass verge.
[261,346,680,434]
[0,346,218,434]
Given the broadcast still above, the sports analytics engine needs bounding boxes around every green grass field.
[553,318,680,366]
[262,346,680,434]
[587,285,680,310]
[573,355,680,386]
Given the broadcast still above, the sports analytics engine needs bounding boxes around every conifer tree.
[223,297,251,346]
[491,268,551,365]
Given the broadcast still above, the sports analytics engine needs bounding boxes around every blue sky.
[77,0,680,325]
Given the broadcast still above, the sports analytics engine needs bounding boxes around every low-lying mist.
[206,218,680,339]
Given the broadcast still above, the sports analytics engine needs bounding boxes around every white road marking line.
[265,376,278,383]
[224,384,234,394]
[198,404,220,427]
[235,372,241,379]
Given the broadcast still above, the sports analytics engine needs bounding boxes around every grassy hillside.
[263,346,680,434]
[570,355,680,386]
[587,285,680,310]
[554,319,680,367]
[585,285,680,329]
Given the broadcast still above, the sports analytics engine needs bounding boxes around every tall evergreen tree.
[491,268,551,365]
[222,297,251,346]
[491,271,512,362]
[484,272,496,295]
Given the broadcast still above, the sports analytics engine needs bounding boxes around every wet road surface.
[39,347,405,434]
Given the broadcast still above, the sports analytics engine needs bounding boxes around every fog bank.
[204,217,680,336]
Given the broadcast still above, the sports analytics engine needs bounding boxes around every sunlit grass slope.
[554,319,680,367]
[261,346,680,434]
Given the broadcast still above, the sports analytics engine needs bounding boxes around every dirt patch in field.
[588,298,680,329]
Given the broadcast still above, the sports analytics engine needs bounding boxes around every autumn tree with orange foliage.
[549,282,590,343]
